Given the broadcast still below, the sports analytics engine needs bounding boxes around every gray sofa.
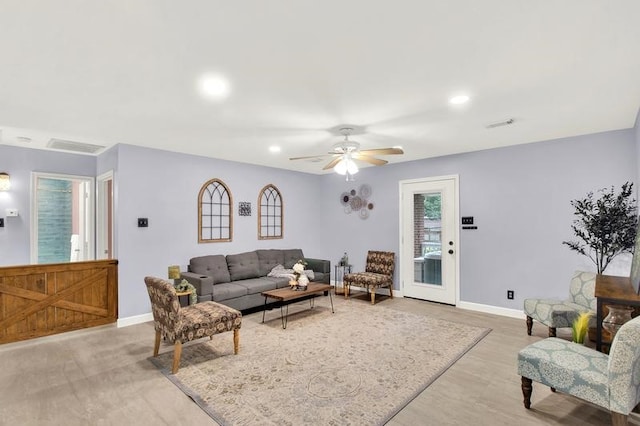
[180,249,330,311]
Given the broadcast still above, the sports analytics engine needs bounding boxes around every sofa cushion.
[256,249,285,277]
[212,283,248,302]
[189,255,231,284]
[234,278,278,295]
[226,251,261,281]
[283,249,305,268]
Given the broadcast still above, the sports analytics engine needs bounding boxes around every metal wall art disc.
[359,184,372,198]
[350,196,364,210]
[339,184,374,219]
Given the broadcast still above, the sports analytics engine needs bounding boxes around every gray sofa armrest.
[180,272,214,298]
[305,258,331,284]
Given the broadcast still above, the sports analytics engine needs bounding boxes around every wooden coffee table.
[261,283,334,329]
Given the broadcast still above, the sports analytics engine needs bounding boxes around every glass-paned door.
[401,176,458,305]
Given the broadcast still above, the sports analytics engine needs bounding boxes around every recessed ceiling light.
[449,95,470,105]
[198,73,231,100]
[269,146,281,153]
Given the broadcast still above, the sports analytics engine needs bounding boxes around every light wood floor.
[1,295,638,425]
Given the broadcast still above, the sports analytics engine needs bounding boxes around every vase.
[602,305,634,342]
[297,274,309,290]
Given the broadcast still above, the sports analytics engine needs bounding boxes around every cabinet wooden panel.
[0,259,118,344]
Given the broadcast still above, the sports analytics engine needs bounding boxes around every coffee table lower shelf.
[261,283,334,329]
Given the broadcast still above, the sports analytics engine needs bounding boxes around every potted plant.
[563,182,637,274]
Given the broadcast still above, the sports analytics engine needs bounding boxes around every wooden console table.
[595,274,640,352]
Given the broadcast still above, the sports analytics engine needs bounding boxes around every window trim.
[198,178,233,243]
[257,184,283,240]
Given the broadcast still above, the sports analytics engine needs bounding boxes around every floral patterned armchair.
[517,315,640,425]
[144,276,242,374]
[524,270,596,337]
[344,251,395,305]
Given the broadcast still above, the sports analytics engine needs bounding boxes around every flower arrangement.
[571,312,591,344]
[175,279,198,305]
[290,260,308,289]
[292,259,307,281]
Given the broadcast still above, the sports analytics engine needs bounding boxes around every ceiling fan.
[289,127,404,176]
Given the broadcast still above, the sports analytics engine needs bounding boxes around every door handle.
[448,249,454,254]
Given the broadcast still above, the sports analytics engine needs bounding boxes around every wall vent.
[47,138,105,154]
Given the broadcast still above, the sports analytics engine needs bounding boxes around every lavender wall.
[1,126,638,320]
[0,145,96,265]
[113,144,326,318]
[320,129,637,311]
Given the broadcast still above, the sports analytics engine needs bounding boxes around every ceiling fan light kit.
[334,155,359,176]
[289,126,404,179]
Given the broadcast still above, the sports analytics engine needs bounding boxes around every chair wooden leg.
[345,283,350,298]
[521,377,532,409]
[548,327,557,337]
[611,412,628,426]
[388,286,393,299]
[171,341,182,374]
[153,330,161,357]
[233,329,240,354]
[370,290,376,305]
[526,316,533,336]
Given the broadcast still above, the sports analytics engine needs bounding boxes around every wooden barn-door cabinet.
[0,259,118,344]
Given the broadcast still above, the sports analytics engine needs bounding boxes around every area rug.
[149,300,491,425]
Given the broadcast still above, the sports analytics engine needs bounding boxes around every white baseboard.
[457,301,525,319]
[117,313,153,328]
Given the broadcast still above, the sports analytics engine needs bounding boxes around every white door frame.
[96,170,115,260]
[398,175,460,305]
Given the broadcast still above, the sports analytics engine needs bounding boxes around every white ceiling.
[1,1,640,174]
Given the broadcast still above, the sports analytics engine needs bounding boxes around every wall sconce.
[0,173,10,191]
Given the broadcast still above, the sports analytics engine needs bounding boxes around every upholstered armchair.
[524,271,596,337]
[344,251,395,305]
[144,276,242,374]
[517,315,640,425]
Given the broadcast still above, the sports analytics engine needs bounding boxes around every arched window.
[258,184,283,239]
[198,178,232,243]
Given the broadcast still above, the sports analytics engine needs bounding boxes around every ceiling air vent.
[486,118,515,129]
[47,138,105,154]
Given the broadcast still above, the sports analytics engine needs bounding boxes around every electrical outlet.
[507,290,514,300]
[137,218,149,227]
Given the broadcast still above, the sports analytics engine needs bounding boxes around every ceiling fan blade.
[322,157,343,170]
[353,154,388,166]
[358,147,404,156]
[289,154,331,161]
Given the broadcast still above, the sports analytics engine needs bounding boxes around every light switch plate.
[6,208,18,217]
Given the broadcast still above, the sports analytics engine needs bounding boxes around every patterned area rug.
[149,300,490,425]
